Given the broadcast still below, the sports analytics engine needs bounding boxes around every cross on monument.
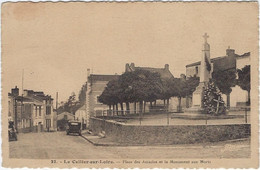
[213,96,224,114]
[203,33,209,43]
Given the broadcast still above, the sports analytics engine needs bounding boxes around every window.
[24,104,32,117]
[46,106,51,115]
[96,95,101,104]
[39,106,41,116]
[35,106,37,117]
[46,119,51,128]
[195,66,199,75]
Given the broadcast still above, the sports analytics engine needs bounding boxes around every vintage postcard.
[1,1,259,168]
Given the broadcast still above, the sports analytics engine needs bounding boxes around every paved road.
[9,132,250,159]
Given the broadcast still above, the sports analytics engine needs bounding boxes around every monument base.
[185,82,207,114]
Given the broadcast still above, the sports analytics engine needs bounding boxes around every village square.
[7,32,251,159]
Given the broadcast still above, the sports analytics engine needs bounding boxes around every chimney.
[180,74,186,80]
[164,64,169,70]
[87,68,90,78]
[226,46,235,56]
[23,90,28,96]
[11,86,19,96]
[125,63,130,72]
[130,63,135,70]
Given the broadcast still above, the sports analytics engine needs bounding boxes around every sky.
[2,2,258,102]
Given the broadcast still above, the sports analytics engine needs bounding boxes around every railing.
[93,106,250,126]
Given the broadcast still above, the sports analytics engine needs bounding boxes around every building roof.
[126,63,174,79]
[186,51,250,68]
[88,74,119,83]
[186,56,226,68]
[236,52,250,59]
[57,111,74,116]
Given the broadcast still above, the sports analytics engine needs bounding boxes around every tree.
[98,79,121,115]
[171,76,199,112]
[212,69,236,108]
[78,82,87,107]
[98,69,165,115]
[237,65,250,105]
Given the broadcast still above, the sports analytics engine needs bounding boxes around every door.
[37,122,42,133]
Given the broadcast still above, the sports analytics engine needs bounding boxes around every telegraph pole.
[21,69,24,128]
[56,92,58,110]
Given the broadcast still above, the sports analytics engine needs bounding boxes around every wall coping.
[90,117,249,127]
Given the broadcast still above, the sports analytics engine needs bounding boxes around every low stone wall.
[89,117,250,145]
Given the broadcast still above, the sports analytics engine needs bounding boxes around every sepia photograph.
[1,1,258,168]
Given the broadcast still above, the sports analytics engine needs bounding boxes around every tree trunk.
[177,97,182,112]
[120,103,124,115]
[167,98,170,112]
[154,101,157,106]
[163,99,166,106]
[109,105,111,116]
[134,102,137,114]
[139,101,143,113]
[126,102,130,115]
[112,105,115,116]
[116,104,119,116]
[226,93,230,109]
[143,101,146,113]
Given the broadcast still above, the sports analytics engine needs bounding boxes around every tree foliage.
[237,65,250,92]
[212,69,237,95]
[78,82,87,106]
[98,70,165,107]
[237,65,250,105]
[98,70,199,113]
[57,92,81,115]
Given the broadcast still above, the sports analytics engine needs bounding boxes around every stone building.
[185,47,250,107]
[75,105,87,129]
[85,74,119,127]
[8,87,56,132]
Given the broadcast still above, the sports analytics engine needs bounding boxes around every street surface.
[9,132,250,159]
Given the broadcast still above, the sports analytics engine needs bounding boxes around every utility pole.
[21,69,24,128]
[14,98,18,131]
[56,92,58,110]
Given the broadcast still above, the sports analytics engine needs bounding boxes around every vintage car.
[66,121,82,136]
[8,121,17,141]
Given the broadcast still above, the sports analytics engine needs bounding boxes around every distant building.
[125,63,174,79]
[85,74,119,127]
[8,87,56,132]
[57,111,75,131]
[185,47,250,107]
[75,105,87,129]
[186,48,237,77]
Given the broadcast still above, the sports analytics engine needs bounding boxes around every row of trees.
[99,65,250,115]
[56,64,250,115]
[98,69,200,115]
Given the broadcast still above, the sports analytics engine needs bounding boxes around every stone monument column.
[200,33,211,82]
[192,33,213,108]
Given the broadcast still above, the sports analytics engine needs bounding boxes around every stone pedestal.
[185,82,205,113]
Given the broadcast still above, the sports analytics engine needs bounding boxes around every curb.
[80,135,250,147]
